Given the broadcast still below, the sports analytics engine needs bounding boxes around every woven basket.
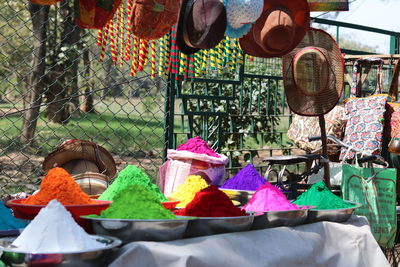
[73,172,109,195]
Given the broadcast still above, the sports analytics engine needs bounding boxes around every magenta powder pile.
[243,182,299,212]
[177,136,220,158]
[220,164,266,191]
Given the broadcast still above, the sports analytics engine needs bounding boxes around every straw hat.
[176,0,227,55]
[224,0,264,38]
[282,28,344,116]
[239,0,309,58]
[42,140,117,179]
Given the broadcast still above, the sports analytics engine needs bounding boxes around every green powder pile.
[293,181,354,210]
[99,165,167,202]
[99,184,176,219]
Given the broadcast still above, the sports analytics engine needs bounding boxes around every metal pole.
[319,115,331,188]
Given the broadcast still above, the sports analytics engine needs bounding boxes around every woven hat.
[42,139,117,179]
[176,0,227,55]
[282,28,344,116]
[224,0,264,38]
[239,0,309,58]
[130,0,181,40]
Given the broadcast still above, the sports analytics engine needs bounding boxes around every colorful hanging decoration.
[97,0,244,79]
[75,0,122,29]
[307,0,349,11]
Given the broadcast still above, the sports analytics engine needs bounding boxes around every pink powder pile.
[243,182,299,212]
[177,136,220,158]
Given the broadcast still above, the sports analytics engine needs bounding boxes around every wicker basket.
[73,172,109,195]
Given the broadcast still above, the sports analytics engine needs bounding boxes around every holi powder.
[177,136,220,158]
[99,184,176,219]
[99,165,167,202]
[243,182,299,212]
[293,181,354,210]
[169,175,209,208]
[175,185,246,217]
[12,200,105,253]
[220,164,266,191]
[22,167,93,205]
[0,201,27,231]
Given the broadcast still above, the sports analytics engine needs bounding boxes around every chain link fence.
[0,0,167,197]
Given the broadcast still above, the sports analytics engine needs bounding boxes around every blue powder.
[0,201,27,230]
[220,164,266,191]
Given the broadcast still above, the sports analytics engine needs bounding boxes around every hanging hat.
[130,0,181,40]
[42,139,117,179]
[224,0,264,38]
[282,28,344,116]
[75,0,122,29]
[176,0,227,55]
[239,0,310,58]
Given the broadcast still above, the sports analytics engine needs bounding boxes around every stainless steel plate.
[306,201,362,223]
[181,215,254,238]
[251,206,312,230]
[82,217,191,244]
[0,235,121,267]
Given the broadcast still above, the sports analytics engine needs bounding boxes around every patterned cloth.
[340,58,387,160]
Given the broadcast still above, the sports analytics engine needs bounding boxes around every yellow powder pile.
[169,175,209,208]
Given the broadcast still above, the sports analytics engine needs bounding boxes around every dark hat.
[282,28,344,116]
[239,0,310,58]
[42,139,117,179]
[176,0,227,55]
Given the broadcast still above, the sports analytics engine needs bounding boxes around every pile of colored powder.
[175,185,246,217]
[22,167,93,205]
[169,175,209,208]
[99,165,167,202]
[12,200,105,253]
[0,201,27,230]
[243,182,298,212]
[176,136,220,158]
[293,181,354,210]
[99,184,176,219]
[220,164,266,191]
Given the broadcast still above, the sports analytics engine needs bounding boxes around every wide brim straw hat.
[239,0,310,58]
[282,28,344,116]
[42,139,117,179]
[176,0,227,55]
[224,0,264,38]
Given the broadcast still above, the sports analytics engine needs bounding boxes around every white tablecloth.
[108,216,390,267]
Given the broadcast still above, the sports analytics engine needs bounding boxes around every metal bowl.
[0,235,121,267]
[82,217,191,244]
[220,189,256,206]
[180,214,254,238]
[306,201,362,223]
[251,206,312,230]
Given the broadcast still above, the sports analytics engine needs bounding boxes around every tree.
[20,3,50,145]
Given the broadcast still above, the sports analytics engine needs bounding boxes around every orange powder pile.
[22,167,93,205]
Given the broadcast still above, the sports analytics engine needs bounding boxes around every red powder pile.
[175,185,246,217]
[177,136,220,158]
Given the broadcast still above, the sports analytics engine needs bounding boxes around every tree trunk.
[20,3,49,145]
[45,0,81,123]
[81,47,96,113]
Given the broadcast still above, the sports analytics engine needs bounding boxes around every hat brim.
[176,0,201,55]
[282,28,344,116]
[42,140,117,179]
[239,0,310,58]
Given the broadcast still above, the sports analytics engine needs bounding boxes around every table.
[107,216,390,267]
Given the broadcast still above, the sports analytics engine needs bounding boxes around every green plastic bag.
[341,164,397,248]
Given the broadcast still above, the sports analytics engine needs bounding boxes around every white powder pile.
[12,199,106,253]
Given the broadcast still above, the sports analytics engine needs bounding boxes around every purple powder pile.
[220,164,266,191]
[177,136,220,158]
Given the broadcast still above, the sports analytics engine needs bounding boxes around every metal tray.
[180,214,254,238]
[82,217,192,244]
[306,201,362,223]
[0,235,121,267]
[251,206,312,230]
